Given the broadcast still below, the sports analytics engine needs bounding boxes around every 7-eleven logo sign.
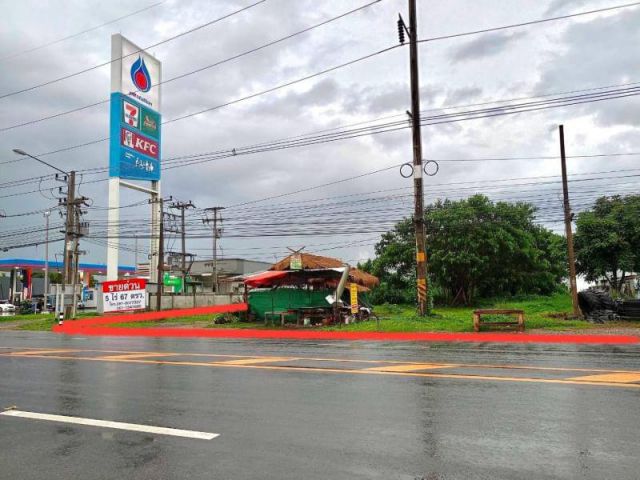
[123,100,139,128]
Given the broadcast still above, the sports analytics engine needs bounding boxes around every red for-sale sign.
[121,127,158,159]
[102,278,146,312]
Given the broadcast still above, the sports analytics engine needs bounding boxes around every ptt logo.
[120,128,158,159]
[130,56,151,92]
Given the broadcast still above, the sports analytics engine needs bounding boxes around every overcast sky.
[1,0,639,270]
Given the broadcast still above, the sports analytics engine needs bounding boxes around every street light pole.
[12,149,67,175]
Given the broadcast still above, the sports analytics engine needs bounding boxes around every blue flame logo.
[130,56,151,92]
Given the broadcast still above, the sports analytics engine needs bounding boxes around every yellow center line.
[100,352,183,360]
[365,363,458,372]
[567,372,640,384]
[3,348,640,377]
[5,353,640,390]
[213,357,297,365]
[8,349,80,356]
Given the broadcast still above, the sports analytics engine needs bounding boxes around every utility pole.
[62,171,76,320]
[156,198,165,311]
[70,208,82,319]
[399,0,428,315]
[11,149,87,318]
[43,211,50,300]
[134,234,138,275]
[559,125,580,317]
[169,201,195,292]
[203,207,224,293]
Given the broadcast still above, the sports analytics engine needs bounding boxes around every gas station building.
[0,258,135,302]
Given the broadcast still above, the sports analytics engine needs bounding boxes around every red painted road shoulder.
[52,305,640,345]
[61,303,248,327]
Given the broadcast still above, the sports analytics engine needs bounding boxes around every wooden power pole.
[406,0,428,315]
[559,125,580,317]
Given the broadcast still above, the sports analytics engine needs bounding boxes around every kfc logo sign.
[120,128,158,159]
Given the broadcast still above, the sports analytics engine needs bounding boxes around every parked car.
[0,300,16,312]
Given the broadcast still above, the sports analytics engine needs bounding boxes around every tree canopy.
[574,195,640,293]
[361,195,567,305]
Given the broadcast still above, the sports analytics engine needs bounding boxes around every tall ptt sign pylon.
[107,35,162,284]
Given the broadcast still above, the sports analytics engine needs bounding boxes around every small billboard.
[102,278,147,313]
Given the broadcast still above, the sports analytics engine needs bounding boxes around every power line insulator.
[397,19,405,44]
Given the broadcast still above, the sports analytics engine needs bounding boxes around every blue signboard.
[109,92,161,181]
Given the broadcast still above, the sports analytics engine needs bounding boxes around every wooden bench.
[473,309,525,332]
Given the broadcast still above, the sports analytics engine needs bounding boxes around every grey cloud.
[343,83,443,115]
[2,0,639,266]
[442,86,482,106]
[254,78,342,118]
[544,0,591,15]
[451,31,527,62]
[535,7,640,128]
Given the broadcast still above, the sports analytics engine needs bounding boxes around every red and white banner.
[102,278,147,312]
[121,128,158,159]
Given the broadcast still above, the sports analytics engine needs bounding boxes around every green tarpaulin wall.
[248,288,371,321]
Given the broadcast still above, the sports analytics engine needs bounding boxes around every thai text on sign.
[102,278,147,312]
[350,283,359,314]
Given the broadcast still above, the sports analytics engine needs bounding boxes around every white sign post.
[107,34,162,282]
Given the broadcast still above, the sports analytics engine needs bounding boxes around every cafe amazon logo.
[130,56,151,92]
[122,98,159,139]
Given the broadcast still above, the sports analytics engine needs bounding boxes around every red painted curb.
[52,303,640,344]
[55,303,248,329]
[54,322,640,345]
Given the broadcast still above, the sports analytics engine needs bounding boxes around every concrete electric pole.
[558,125,581,317]
[169,200,195,291]
[12,149,89,320]
[43,210,50,300]
[203,207,225,293]
[156,198,165,311]
[62,171,76,320]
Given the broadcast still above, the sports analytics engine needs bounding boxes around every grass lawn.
[3,294,637,333]
[333,293,590,332]
[111,314,271,329]
[0,312,95,331]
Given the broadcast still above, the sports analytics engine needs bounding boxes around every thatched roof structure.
[270,252,379,290]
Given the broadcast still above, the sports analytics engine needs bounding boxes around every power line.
[416,1,640,45]
[2,0,636,139]
[0,0,267,100]
[2,75,639,172]
[0,0,383,134]
[0,1,166,62]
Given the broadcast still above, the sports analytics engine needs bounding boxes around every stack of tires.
[577,290,619,323]
[618,300,640,320]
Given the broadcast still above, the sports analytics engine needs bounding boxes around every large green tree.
[362,195,567,305]
[574,195,640,294]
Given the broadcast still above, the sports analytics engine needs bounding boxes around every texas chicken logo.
[130,56,151,92]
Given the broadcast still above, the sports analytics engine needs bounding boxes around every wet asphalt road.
[1,331,640,480]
